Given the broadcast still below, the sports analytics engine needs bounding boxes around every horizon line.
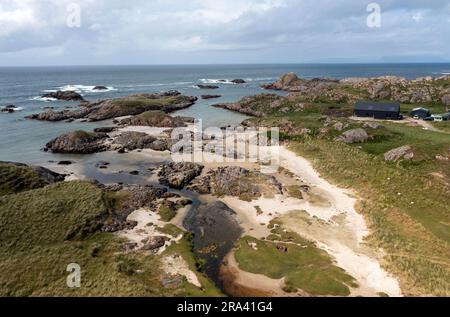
[1,61,450,68]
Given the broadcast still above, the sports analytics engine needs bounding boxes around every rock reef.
[27,91,197,122]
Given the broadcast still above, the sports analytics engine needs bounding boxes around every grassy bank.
[0,181,221,296]
[234,236,357,296]
[242,93,450,296]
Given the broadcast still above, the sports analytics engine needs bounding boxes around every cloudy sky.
[0,0,449,66]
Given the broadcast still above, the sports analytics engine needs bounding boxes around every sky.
[0,0,449,66]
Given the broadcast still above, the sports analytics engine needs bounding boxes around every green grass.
[0,163,51,196]
[289,139,450,296]
[135,110,169,120]
[158,224,184,238]
[162,234,223,297]
[112,96,179,109]
[158,201,178,222]
[359,123,450,160]
[432,121,450,133]
[285,185,304,199]
[0,181,221,297]
[245,97,450,296]
[235,236,357,296]
[0,181,109,251]
[400,103,448,116]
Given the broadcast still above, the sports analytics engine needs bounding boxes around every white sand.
[279,146,369,243]
[118,208,203,289]
[118,208,180,254]
[161,255,202,288]
[215,146,402,297]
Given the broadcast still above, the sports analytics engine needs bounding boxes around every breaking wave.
[44,84,117,94]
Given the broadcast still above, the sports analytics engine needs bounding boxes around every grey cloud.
[0,0,448,65]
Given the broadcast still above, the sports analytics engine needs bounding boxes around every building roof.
[355,101,400,113]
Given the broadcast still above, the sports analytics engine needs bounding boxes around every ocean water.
[1,63,450,166]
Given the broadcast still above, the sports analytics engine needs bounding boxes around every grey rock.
[384,145,414,161]
[45,131,109,154]
[158,163,204,189]
[336,128,370,144]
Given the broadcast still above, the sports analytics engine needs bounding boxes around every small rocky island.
[27,91,197,122]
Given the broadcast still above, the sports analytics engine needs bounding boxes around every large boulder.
[142,236,167,251]
[112,132,157,151]
[41,91,85,102]
[45,131,109,154]
[262,72,301,90]
[158,163,204,189]
[336,129,370,144]
[384,146,414,161]
[189,166,282,201]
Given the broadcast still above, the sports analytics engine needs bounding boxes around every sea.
[1,63,450,166]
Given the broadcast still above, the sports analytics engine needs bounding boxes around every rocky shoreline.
[26,91,197,122]
[261,72,450,105]
[6,71,447,297]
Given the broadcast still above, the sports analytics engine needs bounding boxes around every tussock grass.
[0,181,221,297]
[0,163,51,196]
[235,236,357,296]
[289,140,450,296]
[112,96,179,110]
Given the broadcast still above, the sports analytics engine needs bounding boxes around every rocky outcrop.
[213,94,286,117]
[363,122,385,129]
[384,146,414,161]
[262,73,450,105]
[93,86,108,90]
[201,95,222,100]
[1,105,22,113]
[45,131,109,154]
[26,108,90,121]
[231,79,246,84]
[335,129,370,144]
[158,163,204,189]
[27,92,197,122]
[94,127,117,133]
[189,166,282,201]
[262,72,303,90]
[112,132,157,151]
[119,111,193,128]
[102,184,168,233]
[41,91,85,101]
[142,236,167,251]
[197,85,219,89]
[45,128,173,155]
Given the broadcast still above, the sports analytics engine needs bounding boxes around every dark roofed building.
[410,107,431,119]
[354,101,402,120]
